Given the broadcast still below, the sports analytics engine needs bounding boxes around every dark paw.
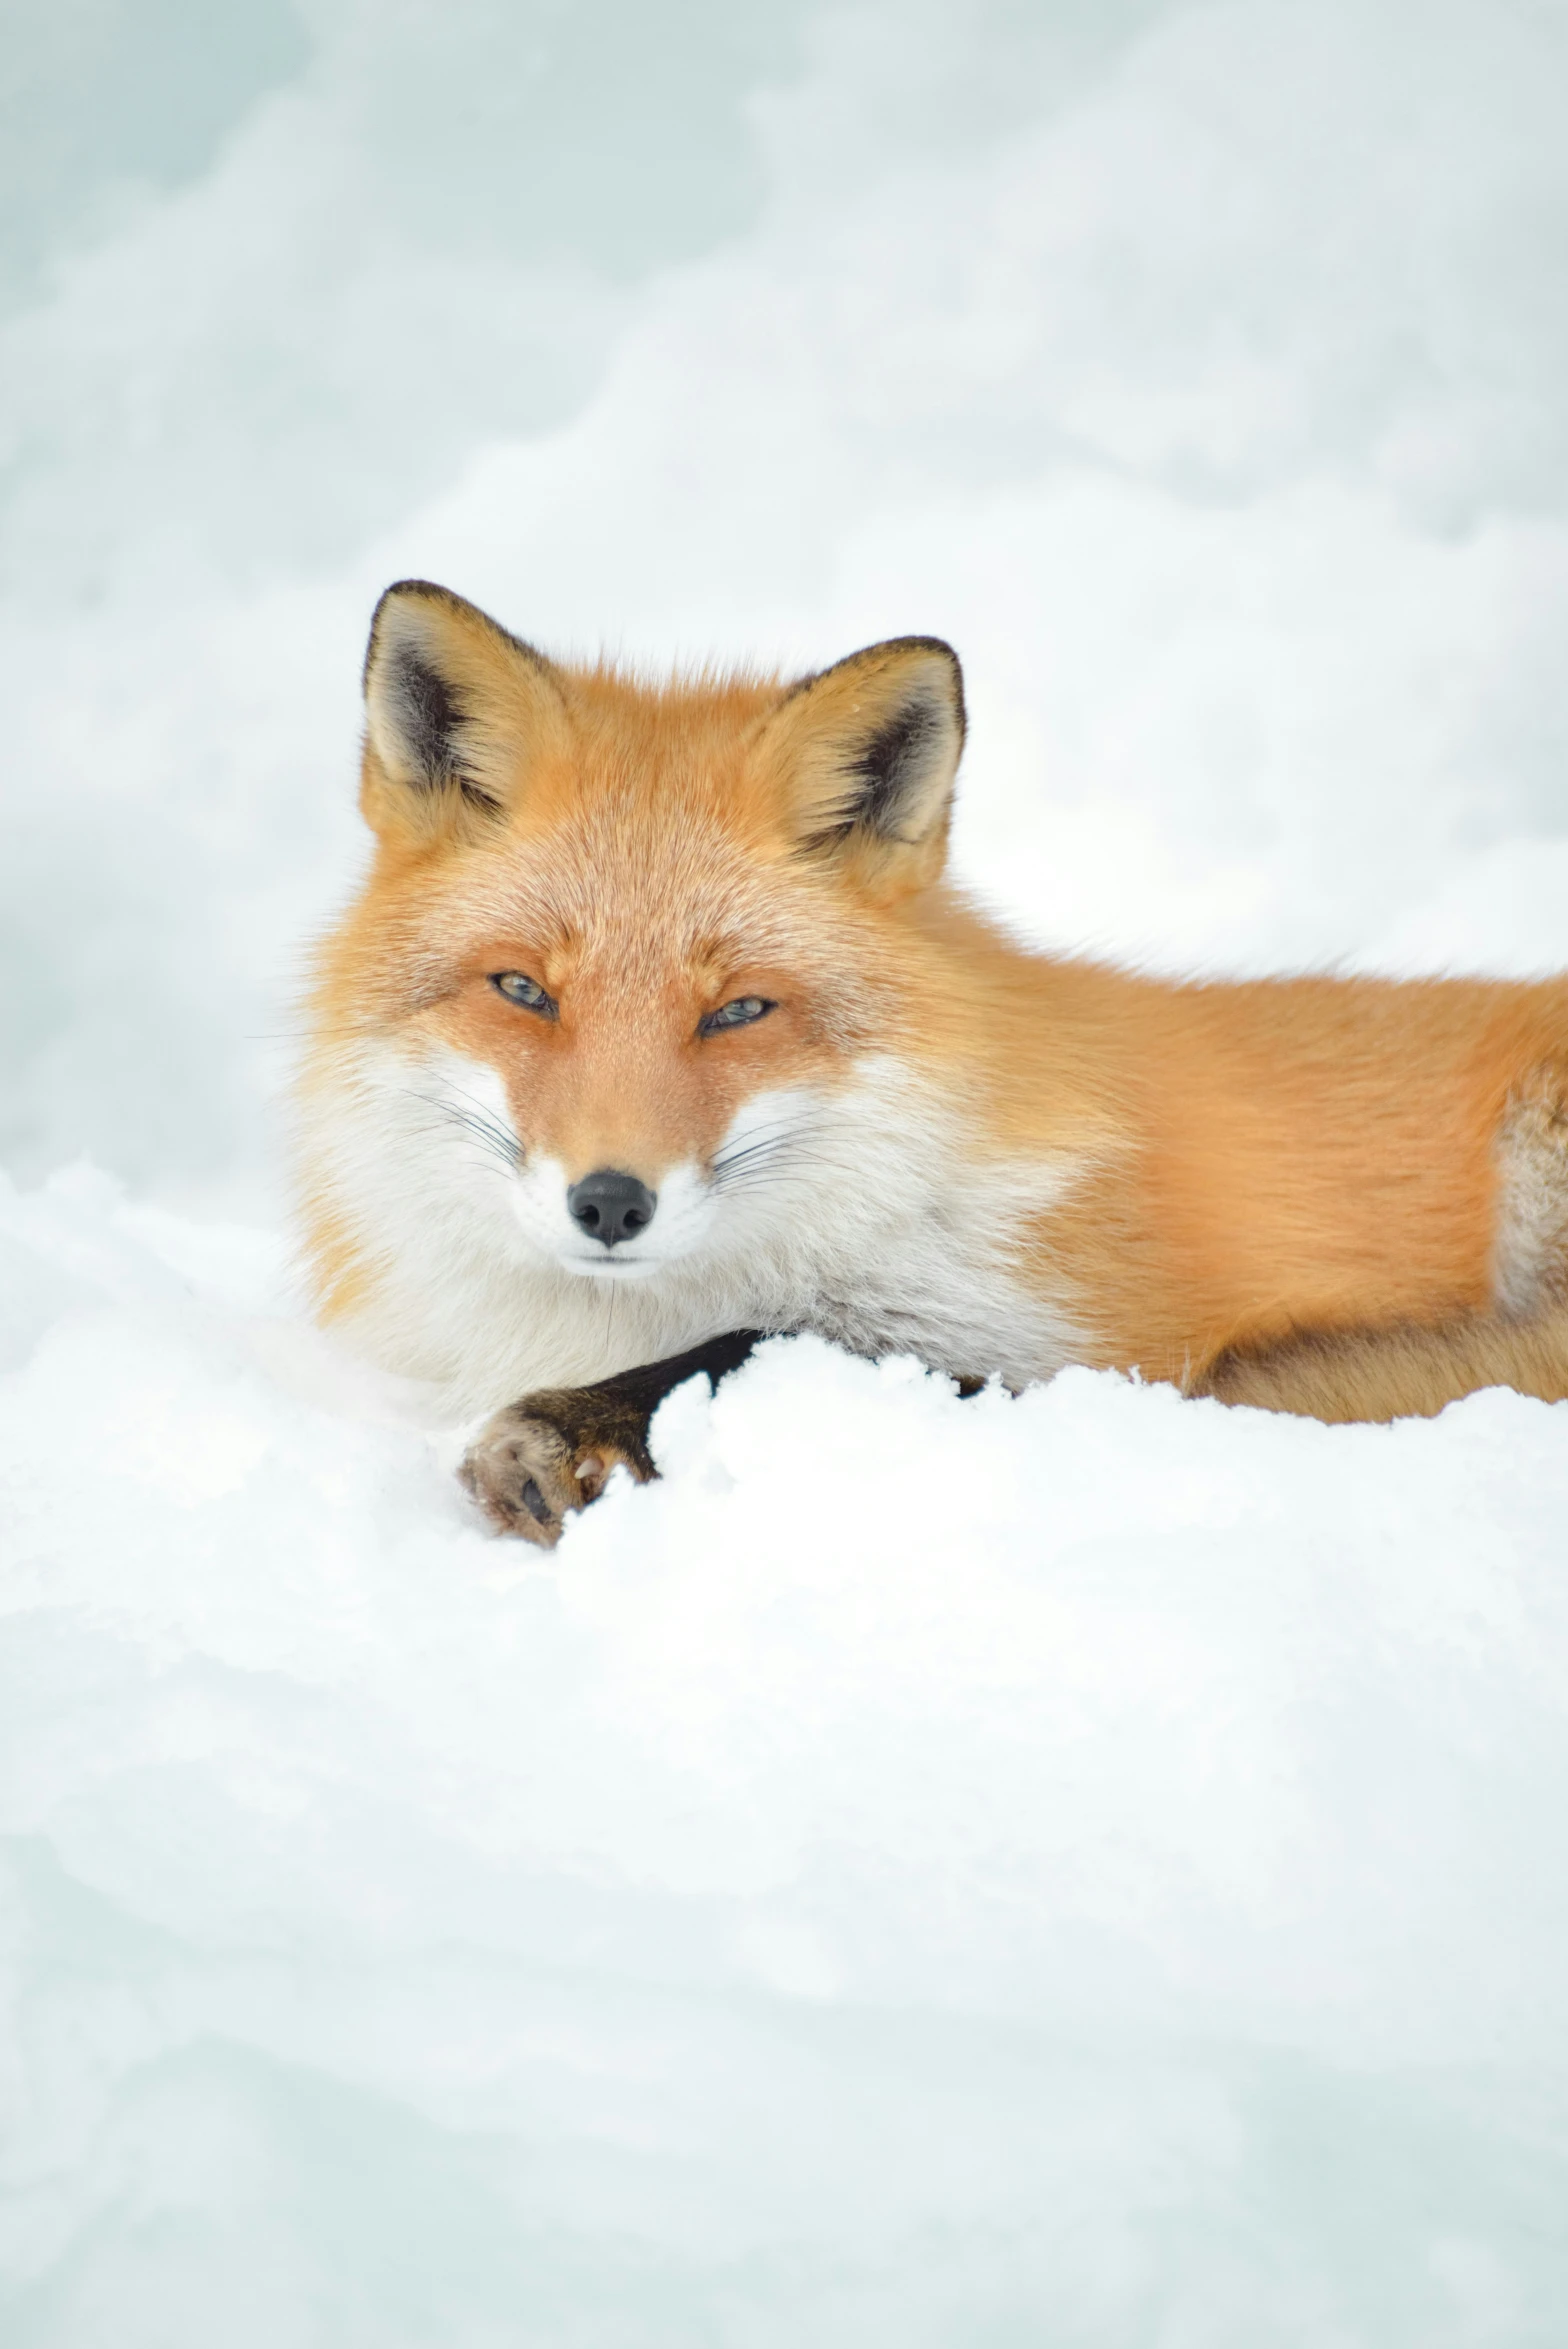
[459,1394,648,1545]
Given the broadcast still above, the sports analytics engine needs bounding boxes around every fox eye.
[491,971,557,1017]
[699,996,775,1037]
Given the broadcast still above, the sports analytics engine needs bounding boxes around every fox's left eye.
[699,996,775,1036]
[491,971,557,1017]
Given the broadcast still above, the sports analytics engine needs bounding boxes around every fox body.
[297,581,1568,1535]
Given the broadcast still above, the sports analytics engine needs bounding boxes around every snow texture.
[3,2,1568,2341]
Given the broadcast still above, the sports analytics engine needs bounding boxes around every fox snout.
[567,1169,657,1249]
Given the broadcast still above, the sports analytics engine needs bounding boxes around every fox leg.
[1194,1308,1568,1424]
[1198,1065,1568,1425]
[460,1330,765,1544]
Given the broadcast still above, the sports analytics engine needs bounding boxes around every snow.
[7,1162,1568,2340]
[4,1,1568,2340]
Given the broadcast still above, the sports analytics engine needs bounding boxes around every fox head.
[303,580,968,1315]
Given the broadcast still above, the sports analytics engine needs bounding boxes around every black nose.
[567,1168,658,1248]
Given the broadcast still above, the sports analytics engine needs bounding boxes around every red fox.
[296,579,1568,1541]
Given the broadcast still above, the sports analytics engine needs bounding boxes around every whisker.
[431,1099,516,1152]
[710,1117,808,1155]
[711,1137,792,1171]
[418,1075,527,1164]
[412,1089,525,1173]
[709,1169,828,1200]
[437,1078,522,1134]
[709,1126,815,1182]
[708,1128,840,1192]
[447,1106,524,1163]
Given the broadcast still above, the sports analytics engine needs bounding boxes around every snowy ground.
[5,2,1568,2341]
[7,1164,1568,2343]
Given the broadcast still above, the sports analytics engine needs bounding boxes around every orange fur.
[296,583,1568,1424]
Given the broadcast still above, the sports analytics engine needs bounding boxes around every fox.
[295,578,1568,1543]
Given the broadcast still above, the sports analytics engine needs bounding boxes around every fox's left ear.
[359,579,569,846]
[758,636,966,898]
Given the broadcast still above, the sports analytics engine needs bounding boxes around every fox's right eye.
[490,971,557,1018]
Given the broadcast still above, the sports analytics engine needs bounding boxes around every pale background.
[6,0,1568,1208]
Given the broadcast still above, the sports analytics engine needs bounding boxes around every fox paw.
[459,1396,649,1546]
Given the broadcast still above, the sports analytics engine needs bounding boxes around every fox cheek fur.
[296,577,1568,1437]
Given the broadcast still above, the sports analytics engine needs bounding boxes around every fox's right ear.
[757,635,966,901]
[360,580,568,845]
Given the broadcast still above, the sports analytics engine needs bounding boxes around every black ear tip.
[887,633,961,663]
[375,577,459,612]
[365,576,459,648]
[886,635,966,740]
[869,634,965,718]
[363,580,557,694]
[788,634,964,700]
[364,580,439,683]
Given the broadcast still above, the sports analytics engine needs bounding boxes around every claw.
[519,1476,553,1527]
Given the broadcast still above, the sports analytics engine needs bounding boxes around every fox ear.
[360,580,566,844]
[759,636,966,897]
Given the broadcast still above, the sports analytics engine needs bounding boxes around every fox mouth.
[553,1247,673,1281]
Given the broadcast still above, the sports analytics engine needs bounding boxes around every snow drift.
[5,1163,1568,2342]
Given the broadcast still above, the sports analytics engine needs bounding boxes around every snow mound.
[4,1163,1568,2343]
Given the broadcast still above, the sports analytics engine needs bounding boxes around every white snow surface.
[6,1163,1568,2344]
[5,0,1568,2340]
